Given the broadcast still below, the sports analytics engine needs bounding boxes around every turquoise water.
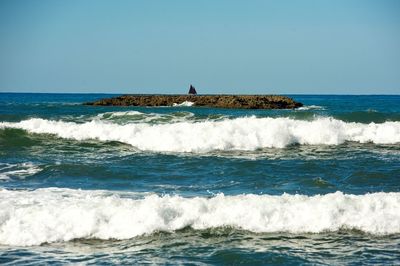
[0,93,399,265]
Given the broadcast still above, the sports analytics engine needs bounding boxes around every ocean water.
[0,93,399,265]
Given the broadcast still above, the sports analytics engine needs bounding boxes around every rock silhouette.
[188,85,197,95]
[86,94,303,109]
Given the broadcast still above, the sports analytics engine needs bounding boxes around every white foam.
[95,111,195,124]
[173,101,194,107]
[0,188,399,246]
[297,105,325,111]
[97,111,144,118]
[0,163,41,180]
[1,117,399,152]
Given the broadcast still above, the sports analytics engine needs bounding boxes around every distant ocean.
[0,93,399,265]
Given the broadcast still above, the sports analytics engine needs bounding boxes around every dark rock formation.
[85,95,303,109]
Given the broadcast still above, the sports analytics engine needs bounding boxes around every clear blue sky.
[0,0,399,94]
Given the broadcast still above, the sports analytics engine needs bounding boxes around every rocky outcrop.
[85,95,303,109]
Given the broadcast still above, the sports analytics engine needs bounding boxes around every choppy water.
[0,93,399,265]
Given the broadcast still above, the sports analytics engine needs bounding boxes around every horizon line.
[1,91,399,96]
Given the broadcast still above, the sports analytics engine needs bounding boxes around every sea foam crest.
[296,105,325,111]
[0,163,41,180]
[1,117,399,152]
[95,111,195,124]
[173,101,194,107]
[0,188,399,246]
[97,110,144,118]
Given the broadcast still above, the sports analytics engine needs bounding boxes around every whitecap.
[173,101,194,107]
[95,111,195,124]
[96,111,144,119]
[296,105,325,111]
[0,188,399,246]
[0,162,42,181]
[1,117,399,152]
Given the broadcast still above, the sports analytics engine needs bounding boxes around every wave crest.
[172,101,194,107]
[1,117,399,152]
[296,105,325,111]
[0,188,399,246]
[0,163,41,180]
[95,111,195,124]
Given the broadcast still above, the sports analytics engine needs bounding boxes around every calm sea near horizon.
[0,93,399,265]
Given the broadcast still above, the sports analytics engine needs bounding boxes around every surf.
[1,116,399,152]
[0,188,399,246]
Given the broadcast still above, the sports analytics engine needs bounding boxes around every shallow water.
[0,93,399,265]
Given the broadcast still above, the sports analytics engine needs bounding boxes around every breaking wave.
[97,110,144,118]
[0,117,399,152]
[0,188,399,246]
[95,111,195,124]
[172,101,194,107]
[0,163,41,181]
[296,105,325,111]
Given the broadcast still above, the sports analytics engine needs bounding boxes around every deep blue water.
[0,93,399,265]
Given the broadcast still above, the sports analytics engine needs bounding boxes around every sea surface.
[0,93,399,265]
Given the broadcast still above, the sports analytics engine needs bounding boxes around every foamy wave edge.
[1,117,399,152]
[0,188,399,246]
